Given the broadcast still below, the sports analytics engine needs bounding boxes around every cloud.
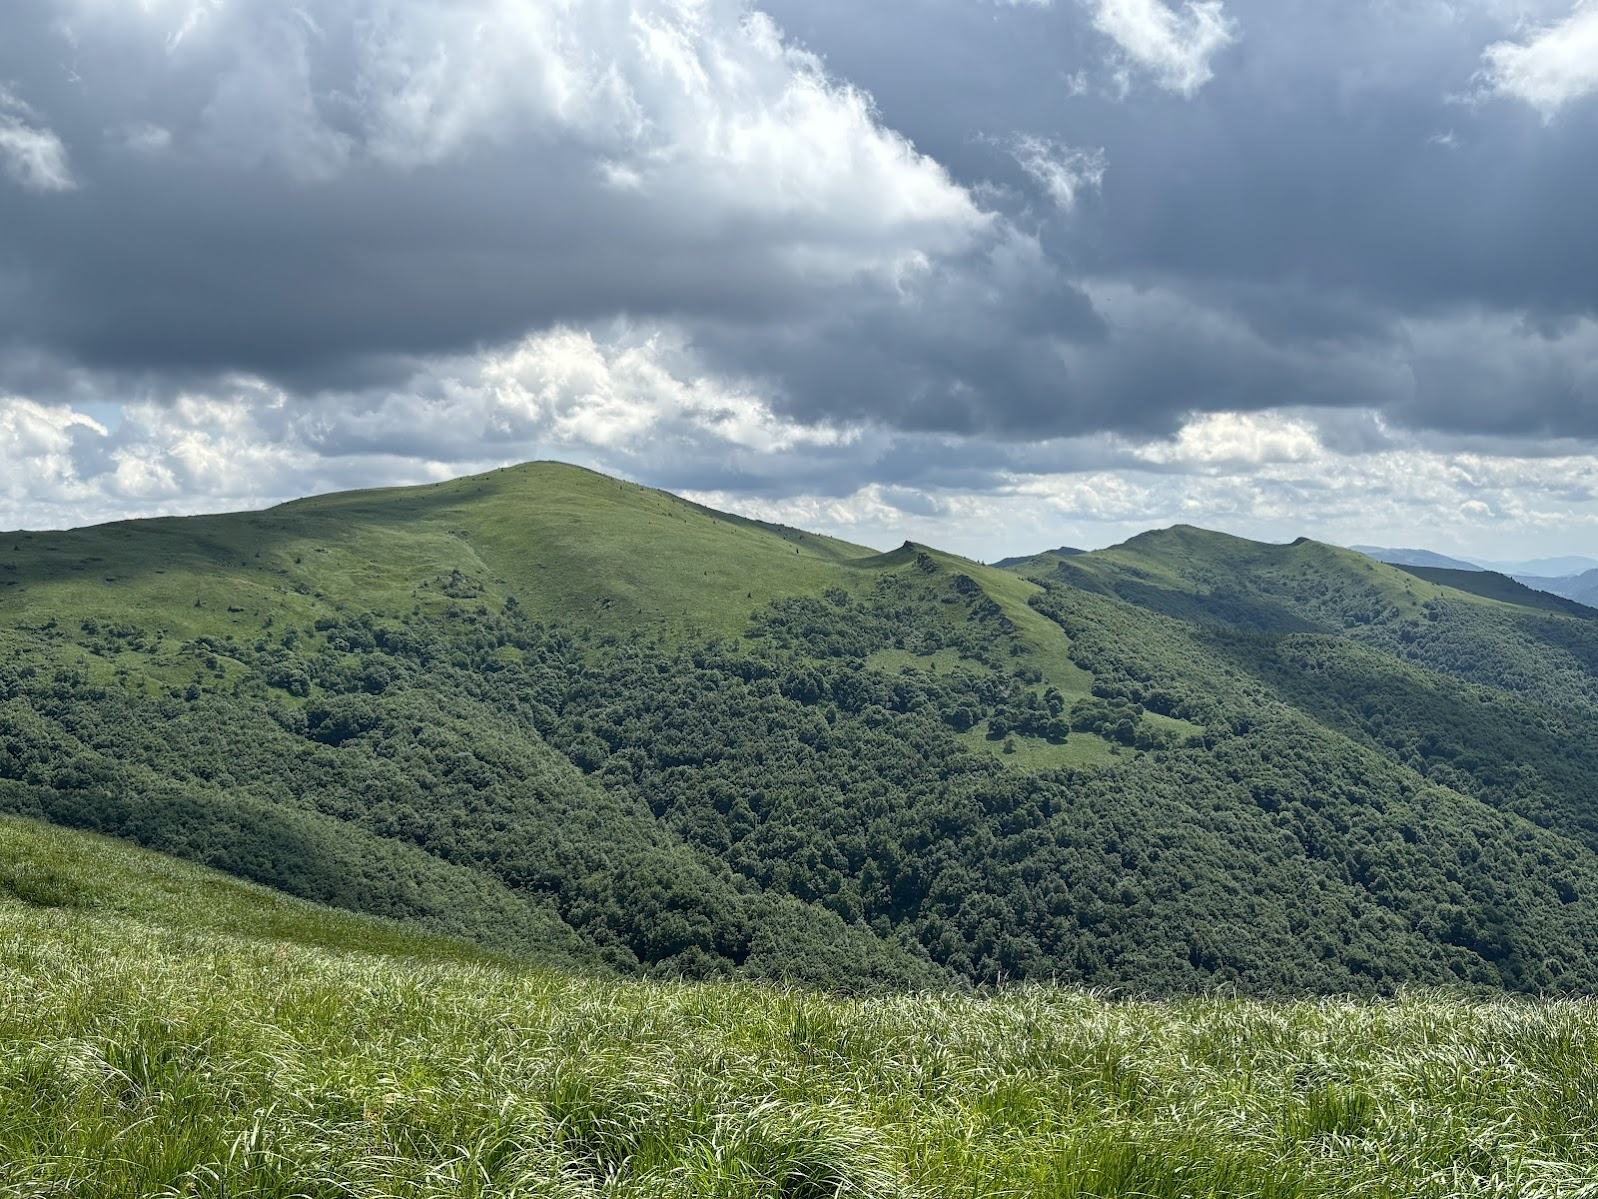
[742,0,1595,442]
[1083,0,1237,96]
[2,0,1598,558]
[0,397,106,527]
[354,3,976,227]
[1134,411,1320,469]
[680,404,1598,562]
[687,225,1112,437]
[8,0,1596,452]
[1480,1,1598,117]
[0,324,865,529]
[116,123,175,157]
[1393,308,1598,437]
[0,86,75,191]
[1,0,984,383]
[1007,135,1106,209]
[192,8,354,180]
[11,323,1598,567]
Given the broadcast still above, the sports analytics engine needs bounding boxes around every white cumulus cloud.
[1083,0,1237,96]
[68,0,984,270]
[1136,411,1321,469]
[478,325,856,455]
[1480,1,1598,117]
[0,397,106,527]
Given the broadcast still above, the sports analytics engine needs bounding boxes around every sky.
[1,0,1597,561]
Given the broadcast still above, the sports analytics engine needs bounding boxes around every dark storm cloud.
[767,0,1597,316]
[0,0,982,389]
[689,229,1116,437]
[4,153,813,380]
[1,0,1596,450]
[634,425,1057,500]
[760,0,1598,438]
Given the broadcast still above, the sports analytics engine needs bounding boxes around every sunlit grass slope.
[277,462,889,638]
[1006,526,1432,632]
[6,832,1598,1197]
[0,462,882,643]
[0,814,497,963]
[1007,524,1596,634]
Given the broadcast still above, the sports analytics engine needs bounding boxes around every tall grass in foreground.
[5,900,1598,1197]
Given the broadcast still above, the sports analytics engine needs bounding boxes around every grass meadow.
[6,822,1598,1199]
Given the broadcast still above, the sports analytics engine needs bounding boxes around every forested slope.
[7,468,1598,992]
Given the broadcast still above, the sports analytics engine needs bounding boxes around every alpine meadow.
[8,463,1598,1193]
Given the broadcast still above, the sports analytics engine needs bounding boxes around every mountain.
[1351,545,1486,572]
[992,545,1084,569]
[1514,569,1598,609]
[1485,556,1598,578]
[11,470,1598,993]
[1391,565,1598,618]
[1349,546,1598,609]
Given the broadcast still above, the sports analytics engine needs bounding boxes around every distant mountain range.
[1352,545,1598,609]
[1351,546,1485,572]
[1481,555,1598,578]
[1354,545,1598,577]
[1516,569,1598,609]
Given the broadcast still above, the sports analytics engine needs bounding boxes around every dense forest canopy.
[5,463,1598,994]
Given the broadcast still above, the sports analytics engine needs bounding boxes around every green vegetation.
[0,814,497,963]
[14,477,1598,1191]
[0,462,874,644]
[1394,563,1598,617]
[10,468,1598,993]
[6,835,1598,1197]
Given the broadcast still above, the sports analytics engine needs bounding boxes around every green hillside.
[1016,525,1598,704]
[1396,563,1598,618]
[10,469,1598,992]
[2,462,875,644]
[0,812,499,962]
[8,819,1598,1197]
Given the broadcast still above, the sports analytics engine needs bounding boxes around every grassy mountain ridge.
[9,471,1598,991]
[1015,526,1598,702]
[2,462,877,644]
[1393,564,1598,619]
[992,545,1084,570]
